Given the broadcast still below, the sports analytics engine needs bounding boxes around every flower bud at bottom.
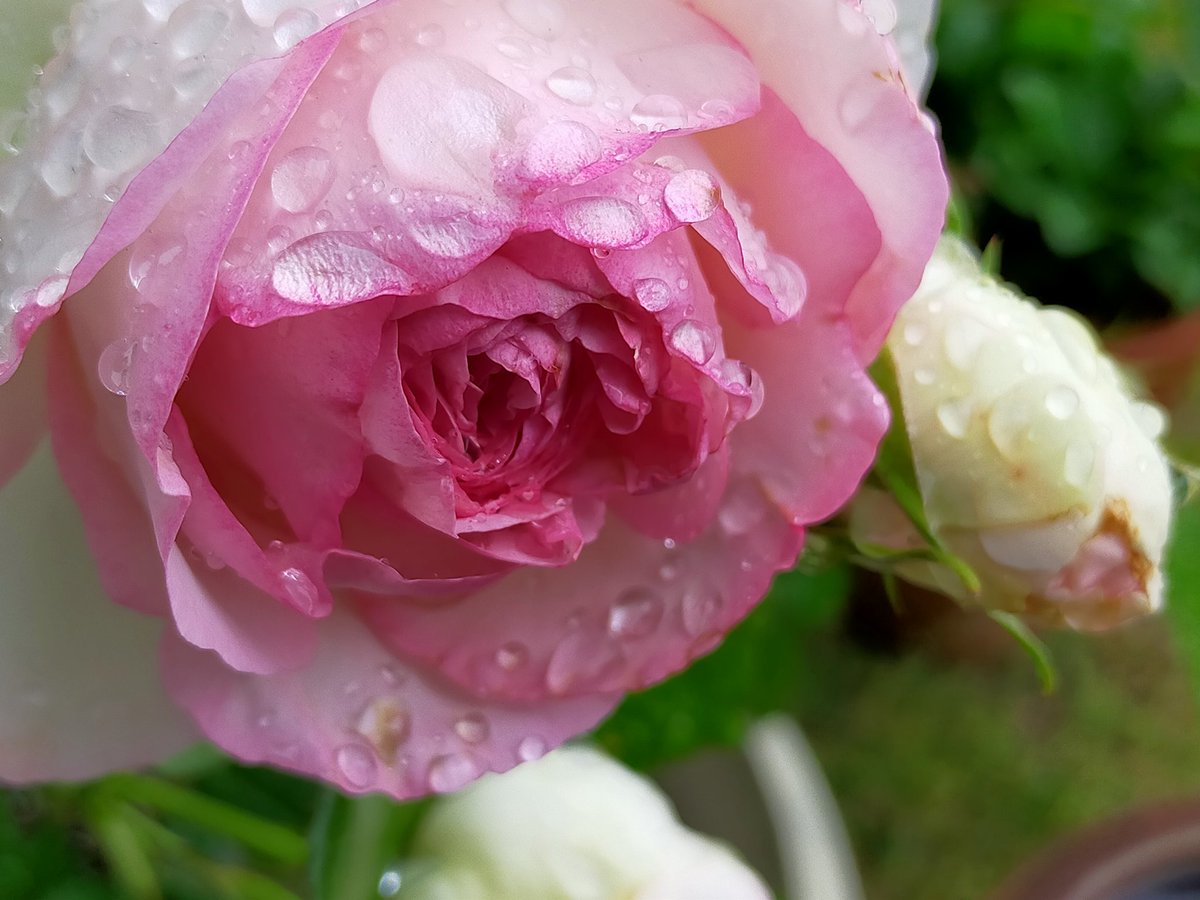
[854,237,1173,631]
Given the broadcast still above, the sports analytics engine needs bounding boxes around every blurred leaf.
[309,792,429,900]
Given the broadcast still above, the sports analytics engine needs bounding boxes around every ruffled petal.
[0,443,197,783]
[162,609,617,797]
[693,0,947,358]
[358,475,802,701]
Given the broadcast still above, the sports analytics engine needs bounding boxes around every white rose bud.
[395,746,770,900]
[854,237,1173,631]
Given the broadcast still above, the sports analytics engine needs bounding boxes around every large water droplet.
[414,23,445,47]
[454,712,490,745]
[633,277,670,312]
[861,0,899,34]
[1063,437,1096,489]
[608,588,664,639]
[1044,385,1080,420]
[560,197,645,248]
[943,316,991,371]
[336,743,378,790]
[1131,401,1166,439]
[545,632,623,694]
[546,67,597,105]
[356,698,411,763]
[83,106,157,171]
[936,397,972,439]
[501,0,567,38]
[427,753,479,793]
[517,735,547,762]
[98,338,136,396]
[273,8,321,49]
[670,319,716,365]
[167,3,231,57]
[630,94,688,131]
[279,567,319,614]
[682,587,721,637]
[495,642,528,673]
[663,169,721,223]
[271,146,335,214]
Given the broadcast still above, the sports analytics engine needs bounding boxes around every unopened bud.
[855,237,1173,630]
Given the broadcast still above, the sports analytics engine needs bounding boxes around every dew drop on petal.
[670,319,716,365]
[414,23,445,47]
[273,8,321,50]
[633,277,670,312]
[1044,385,1080,420]
[517,735,548,762]
[98,338,136,396]
[1063,437,1096,489]
[943,316,990,371]
[1131,401,1167,439]
[428,753,480,793]
[560,197,645,248]
[335,743,378,789]
[861,0,898,34]
[663,169,721,223]
[356,699,411,763]
[501,0,567,39]
[279,567,319,614]
[271,146,335,214]
[83,106,158,170]
[630,94,688,131]
[495,642,529,672]
[545,632,623,695]
[546,67,597,105]
[681,587,721,637]
[936,397,972,439]
[608,588,664,639]
[454,712,490,745]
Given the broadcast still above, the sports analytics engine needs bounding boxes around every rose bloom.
[0,0,944,795]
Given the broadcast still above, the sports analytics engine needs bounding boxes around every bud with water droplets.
[853,237,1174,630]
[398,746,770,900]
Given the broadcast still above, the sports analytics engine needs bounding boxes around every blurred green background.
[5,0,1200,898]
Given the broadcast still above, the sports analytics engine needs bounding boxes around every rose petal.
[162,608,617,797]
[694,0,947,358]
[0,443,197,783]
[358,475,802,701]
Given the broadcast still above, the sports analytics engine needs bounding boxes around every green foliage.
[932,0,1200,315]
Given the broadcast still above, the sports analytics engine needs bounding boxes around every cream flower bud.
[856,237,1173,630]
[397,746,770,900]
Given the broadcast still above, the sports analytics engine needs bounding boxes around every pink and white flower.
[0,0,945,795]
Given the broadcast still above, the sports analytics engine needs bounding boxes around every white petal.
[0,442,197,783]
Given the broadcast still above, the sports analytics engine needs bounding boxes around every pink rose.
[0,0,945,795]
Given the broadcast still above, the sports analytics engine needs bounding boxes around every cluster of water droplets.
[0,0,379,374]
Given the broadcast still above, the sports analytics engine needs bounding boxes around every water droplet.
[379,870,403,897]
[545,632,624,694]
[1131,401,1167,439]
[167,3,231,57]
[560,197,645,248]
[495,35,532,59]
[943,316,990,370]
[1063,437,1096,488]
[633,277,670,312]
[502,0,567,38]
[428,753,480,793]
[902,322,926,346]
[454,712,490,744]
[914,367,936,386]
[356,698,411,762]
[608,588,664,638]
[414,23,445,47]
[1044,385,1080,420]
[279,567,319,614]
[988,394,1033,460]
[546,67,596,105]
[358,27,387,53]
[33,276,68,309]
[861,0,898,34]
[1042,309,1099,380]
[98,338,136,396]
[336,743,378,789]
[670,319,716,365]
[517,735,547,762]
[271,146,335,213]
[631,94,688,131]
[130,235,187,291]
[83,106,158,170]
[495,642,528,672]
[663,169,721,223]
[682,587,721,637]
[936,397,972,439]
[273,8,321,50]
